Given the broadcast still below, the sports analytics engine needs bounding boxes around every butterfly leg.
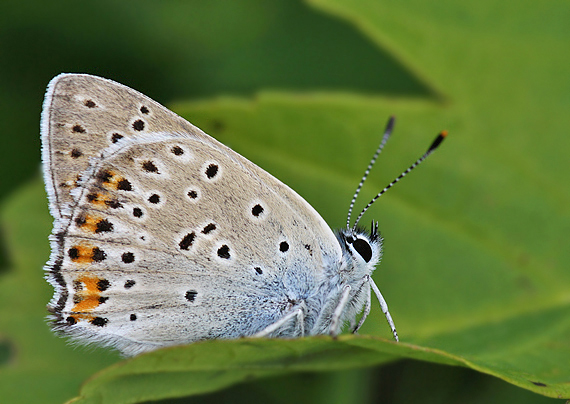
[329,284,352,337]
[252,304,306,338]
[352,275,372,334]
[294,301,307,337]
[369,276,399,341]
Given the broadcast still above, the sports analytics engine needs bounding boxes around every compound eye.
[352,237,372,263]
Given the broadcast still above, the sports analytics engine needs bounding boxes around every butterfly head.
[336,222,382,279]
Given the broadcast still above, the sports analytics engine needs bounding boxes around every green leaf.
[51,330,570,404]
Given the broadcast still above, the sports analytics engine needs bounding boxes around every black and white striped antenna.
[346,117,448,231]
[346,116,395,230]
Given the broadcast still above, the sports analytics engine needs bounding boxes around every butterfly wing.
[42,74,343,355]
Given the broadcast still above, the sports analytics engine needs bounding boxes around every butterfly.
[41,74,446,356]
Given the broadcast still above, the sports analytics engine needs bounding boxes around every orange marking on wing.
[86,192,110,208]
[78,275,102,293]
[72,296,101,312]
[68,244,106,265]
[76,214,101,233]
[101,171,132,192]
[71,275,103,313]
[68,313,95,322]
[69,244,95,264]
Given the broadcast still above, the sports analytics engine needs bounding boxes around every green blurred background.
[1,0,569,403]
